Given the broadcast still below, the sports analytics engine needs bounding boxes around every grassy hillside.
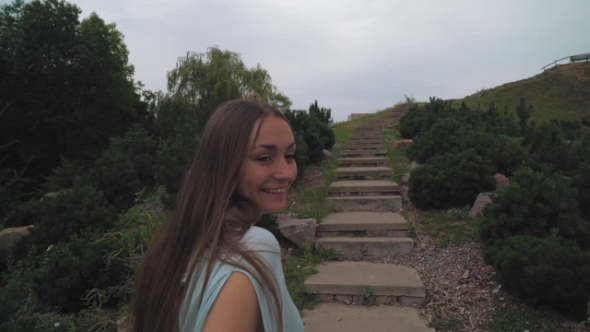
[451,62,590,123]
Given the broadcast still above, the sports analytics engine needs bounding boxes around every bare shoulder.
[202,272,261,332]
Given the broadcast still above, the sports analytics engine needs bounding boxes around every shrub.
[408,118,493,164]
[573,162,590,219]
[478,167,590,250]
[408,149,495,209]
[24,181,118,255]
[398,97,455,139]
[153,137,195,206]
[90,147,141,212]
[283,109,334,165]
[293,136,310,181]
[110,125,158,186]
[41,156,89,193]
[31,232,124,313]
[486,135,531,176]
[483,235,590,319]
[479,167,590,318]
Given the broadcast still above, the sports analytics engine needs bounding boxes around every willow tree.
[157,46,292,136]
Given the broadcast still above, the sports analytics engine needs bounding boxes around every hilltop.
[450,62,590,124]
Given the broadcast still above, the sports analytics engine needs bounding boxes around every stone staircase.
[301,114,434,332]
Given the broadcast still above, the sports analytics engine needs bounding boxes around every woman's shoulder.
[241,226,280,252]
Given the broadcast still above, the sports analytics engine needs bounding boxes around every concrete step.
[340,149,387,157]
[348,133,382,139]
[315,237,413,259]
[355,128,382,133]
[346,136,382,141]
[318,212,408,237]
[303,303,434,332]
[304,261,426,305]
[328,180,400,196]
[326,196,402,211]
[337,157,389,167]
[344,140,384,146]
[344,143,385,149]
[335,166,392,179]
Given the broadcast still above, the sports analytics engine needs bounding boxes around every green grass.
[407,209,476,247]
[429,316,463,332]
[282,243,340,312]
[486,307,567,332]
[381,119,410,183]
[286,157,338,222]
[452,62,590,123]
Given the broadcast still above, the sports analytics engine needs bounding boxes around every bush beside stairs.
[300,112,435,332]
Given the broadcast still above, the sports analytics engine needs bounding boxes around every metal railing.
[542,52,590,71]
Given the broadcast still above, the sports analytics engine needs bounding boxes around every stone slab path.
[301,112,433,332]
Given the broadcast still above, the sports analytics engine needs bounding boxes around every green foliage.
[153,137,195,206]
[292,136,310,180]
[408,149,495,209]
[398,98,452,139]
[550,118,583,141]
[408,118,490,164]
[24,181,118,255]
[486,135,531,176]
[308,100,333,125]
[160,46,291,136]
[0,0,139,194]
[483,235,590,319]
[479,167,590,319]
[89,126,157,211]
[522,121,578,174]
[31,232,124,313]
[41,156,88,193]
[90,145,141,212]
[0,247,40,329]
[283,109,334,166]
[109,125,158,186]
[479,167,590,250]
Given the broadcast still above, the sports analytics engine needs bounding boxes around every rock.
[0,225,33,262]
[409,161,421,170]
[323,149,333,158]
[117,315,128,332]
[462,270,470,279]
[401,172,411,183]
[493,173,509,190]
[468,193,492,218]
[393,139,413,148]
[331,143,341,152]
[276,216,317,248]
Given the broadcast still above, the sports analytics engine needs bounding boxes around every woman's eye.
[286,154,296,160]
[257,156,272,162]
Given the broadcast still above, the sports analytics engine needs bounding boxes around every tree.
[0,0,139,196]
[161,46,292,135]
[308,100,333,125]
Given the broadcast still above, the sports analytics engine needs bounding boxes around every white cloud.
[67,0,590,121]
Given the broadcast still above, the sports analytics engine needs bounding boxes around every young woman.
[127,99,305,332]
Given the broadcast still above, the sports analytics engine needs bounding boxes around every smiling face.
[237,115,298,216]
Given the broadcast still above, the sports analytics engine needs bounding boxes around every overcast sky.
[12,0,590,122]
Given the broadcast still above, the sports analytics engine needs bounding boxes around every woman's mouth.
[261,187,287,194]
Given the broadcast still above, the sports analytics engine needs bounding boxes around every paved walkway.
[301,113,434,332]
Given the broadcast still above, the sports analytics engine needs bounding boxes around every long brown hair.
[128,99,289,332]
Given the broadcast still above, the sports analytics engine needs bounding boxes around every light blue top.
[178,226,304,332]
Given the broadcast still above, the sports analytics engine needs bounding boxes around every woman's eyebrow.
[254,142,296,150]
